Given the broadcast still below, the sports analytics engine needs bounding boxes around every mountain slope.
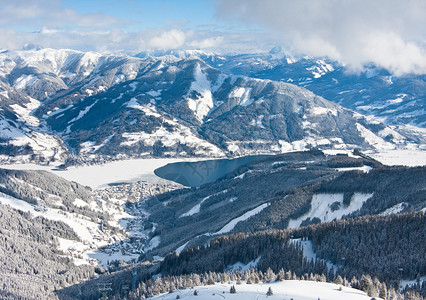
[140,151,426,258]
[0,49,421,163]
[201,48,426,129]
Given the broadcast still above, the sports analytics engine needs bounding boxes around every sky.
[1,0,425,75]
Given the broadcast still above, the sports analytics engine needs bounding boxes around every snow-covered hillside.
[0,168,180,267]
[147,280,378,300]
[204,49,426,129]
[0,48,424,164]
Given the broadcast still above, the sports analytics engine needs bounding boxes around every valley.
[0,150,425,299]
[0,47,424,300]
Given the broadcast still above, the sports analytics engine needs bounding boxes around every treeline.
[158,212,425,298]
[119,268,420,300]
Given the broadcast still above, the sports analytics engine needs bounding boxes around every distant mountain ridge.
[0,48,423,164]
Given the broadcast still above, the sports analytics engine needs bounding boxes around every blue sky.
[61,0,218,31]
[0,0,425,74]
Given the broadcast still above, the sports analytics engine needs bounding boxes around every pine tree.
[379,283,387,299]
[334,275,343,285]
[266,287,273,296]
[265,268,276,282]
[230,285,236,294]
[285,271,292,280]
[277,268,285,281]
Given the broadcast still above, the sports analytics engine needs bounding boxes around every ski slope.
[147,280,378,300]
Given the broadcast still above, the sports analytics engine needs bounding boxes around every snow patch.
[250,115,265,128]
[310,106,338,116]
[0,192,103,243]
[126,97,161,117]
[46,105,73,118]
[68,100,98,124]
[121,120,223,157]
[129,82,139,91]
[181,190,228,217]
[367,150,426,166]
[307,60,334,78]
[180,199,205,217]
[226,257,261,272]
[0,90,9,98]
[147,90,161,97]
[230,87,253,106]
[288,193,373,228]
[175,241,189,254]
[73,198,88,208]
[380,202,406,216]
[14,74,38,89]
[213,203,270,235]
[10,97,41,127]
[356,123,395,151]
[229,197,237,203]
[145,236,160,252]
[291,238,338,271]
[336,166,372,173]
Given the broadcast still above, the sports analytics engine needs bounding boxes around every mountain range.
[0,48,424,165]
[0,47,425,299]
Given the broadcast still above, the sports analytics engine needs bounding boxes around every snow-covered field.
[366,149,426,166]
[323,148,426,167]
[147,280,378,300]
[287,193,373,229]
[0,158,200,189]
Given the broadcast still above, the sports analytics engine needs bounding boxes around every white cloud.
[0,28,23,50]
[148,29,187,49]
[0,27,226,54]
[189,36,223,49]
[215,0,426,75]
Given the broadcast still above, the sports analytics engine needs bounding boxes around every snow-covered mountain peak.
[0,48,422,164]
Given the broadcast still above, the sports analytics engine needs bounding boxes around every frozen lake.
[0,158,202,189]
[154,155,269,187]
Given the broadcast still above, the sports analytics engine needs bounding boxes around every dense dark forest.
[56,212,425,299]
[157,212,425,299]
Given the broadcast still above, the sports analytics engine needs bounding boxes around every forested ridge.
[158,212,425,299]
[144,152,425,258]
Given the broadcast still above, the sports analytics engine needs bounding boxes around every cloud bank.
[215,0,426,75]
[0,0,224,54]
